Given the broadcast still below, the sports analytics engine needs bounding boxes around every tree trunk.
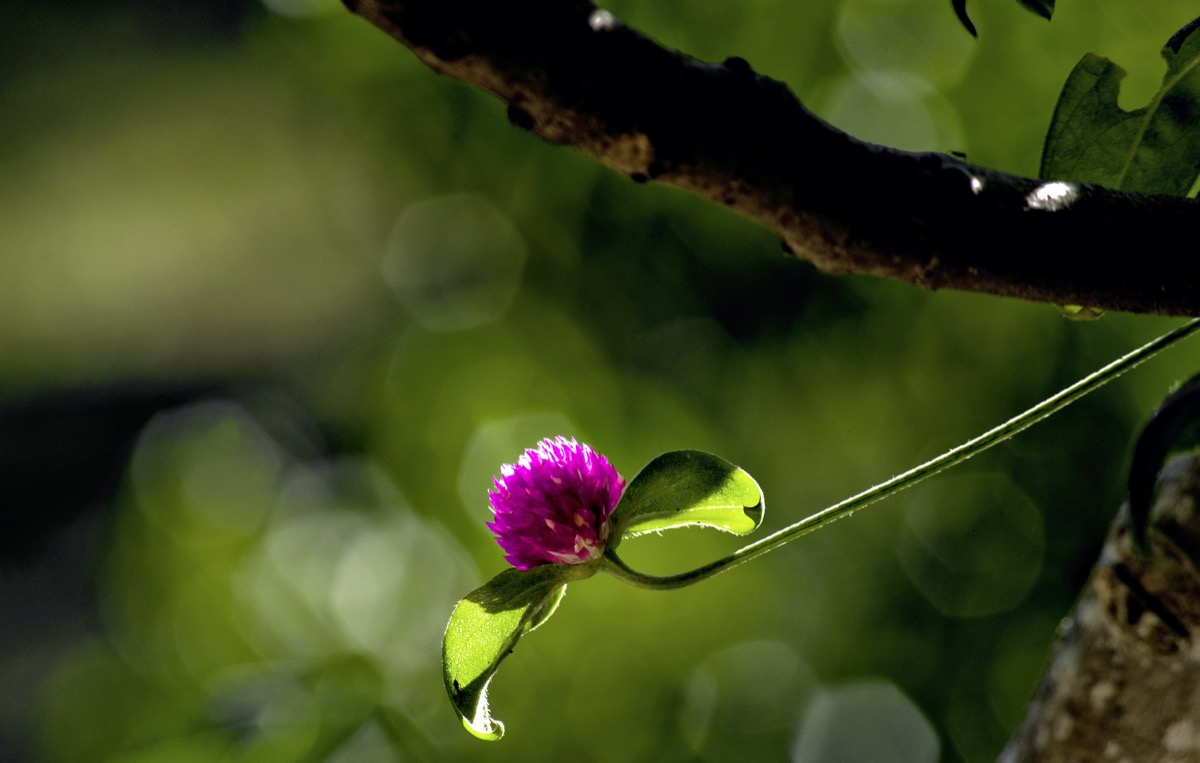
[1002,455,1200,762]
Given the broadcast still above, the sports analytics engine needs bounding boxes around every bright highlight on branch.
[1026,181,1079,211]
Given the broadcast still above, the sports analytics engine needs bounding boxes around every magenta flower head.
[486,437,625,570]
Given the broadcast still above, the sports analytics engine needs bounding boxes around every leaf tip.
[951,0,978,37]
[463,714,505,741]
[1018,0,1054,21]
[1166,16,1200,55]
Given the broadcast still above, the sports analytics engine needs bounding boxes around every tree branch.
[342,0,1200,316]
[1002,455,1200,761]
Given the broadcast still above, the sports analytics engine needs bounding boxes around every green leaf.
[951,0,1050,37]
[1041,17,1200,196]
[951,0,977,38]
[1016,0,1053,21]
[442,563,589,740]
[608,450,764,544]
[1128,371,1200,552]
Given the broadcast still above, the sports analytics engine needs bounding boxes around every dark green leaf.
[953,0,1051,36]
[1128,372,1200,551]
[1016,0,1053,21]
[952,0,977,38]
[442,564,588,740]
[608,450,764,544]
[1041,16,1200,195]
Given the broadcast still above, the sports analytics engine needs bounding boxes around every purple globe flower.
[486,437,625,570]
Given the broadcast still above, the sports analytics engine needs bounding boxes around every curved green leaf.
[442,564,586,740]
[1041,16,1200,196]
[951,0,977,38]
[951,0,1050,37]
[1016,0,1053,22]
[608,450,764,544]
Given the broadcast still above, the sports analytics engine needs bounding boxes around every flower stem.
[601,317,1200,591]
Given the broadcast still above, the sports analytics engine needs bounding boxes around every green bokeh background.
[2,1,1198,761]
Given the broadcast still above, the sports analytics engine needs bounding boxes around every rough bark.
[1002,455,1200,763]
[342,0,1200,317]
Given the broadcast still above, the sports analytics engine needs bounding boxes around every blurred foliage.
[2,1,1200,761]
